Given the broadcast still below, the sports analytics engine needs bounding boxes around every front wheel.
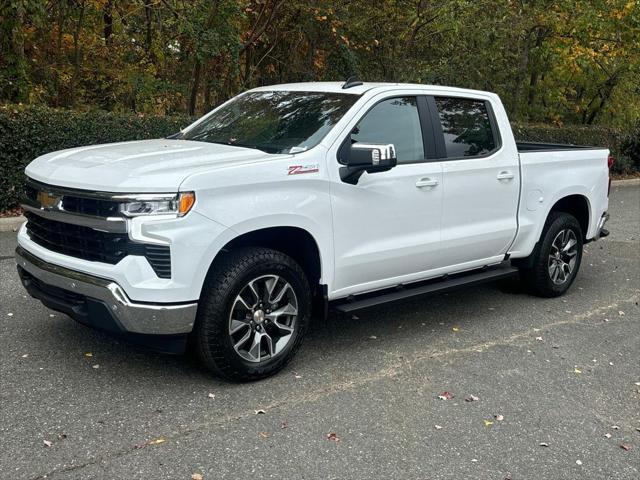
[194,247,311,381]
[519,212,584,297]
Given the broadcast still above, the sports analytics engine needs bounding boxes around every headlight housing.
[118,192,195,217]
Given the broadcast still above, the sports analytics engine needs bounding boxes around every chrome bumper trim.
[15,246,197,335]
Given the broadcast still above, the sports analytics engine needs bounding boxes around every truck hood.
[25,139,287,192]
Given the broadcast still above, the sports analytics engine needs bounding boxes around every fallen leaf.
[43,440,53,447]
[484,420,494,427]
[147,438,165,445]
[293,374,302,379]
[612,425,620,430]
[92,364,100,369]
[495,414,504,422]
[49,314,55,318]
[191,474,204,480]
[452,327,460,332]
[471,458,478,462]
[618,311,625,316]
[620,444,632,451]
[58,433,67,440]
[7,313,14,317]
[536,336,543,341]
[326,432,340,442]
[438,391,454,400]
[539,442,549,447]
[207,393,215,399]
[351,315,359,320]
[604,433,612,439]
[634,382,640,386]
[574,368,582,374]
[21,354,28,358]
[576,460,582,466]
[465,395,479,402]
[84,352,93,357]
[434,425,443,430]
[369,335,377,339]
[254,409,266,415]
[259,431,269,438]
[280,421,288,429]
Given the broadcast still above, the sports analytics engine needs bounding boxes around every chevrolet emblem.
[37,191,61,209]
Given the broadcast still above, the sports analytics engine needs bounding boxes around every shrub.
[0,105,637,212]
[0,105,193,212]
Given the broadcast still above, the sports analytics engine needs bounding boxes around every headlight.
[118,192,195,217]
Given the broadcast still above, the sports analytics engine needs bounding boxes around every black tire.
[194,247,311,381]
[519,212,583,297]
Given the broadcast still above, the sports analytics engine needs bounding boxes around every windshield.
[179,91,360,154]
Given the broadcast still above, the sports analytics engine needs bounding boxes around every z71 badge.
[288,164,319,175]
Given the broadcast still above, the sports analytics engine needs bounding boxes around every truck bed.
[516,141,607,153]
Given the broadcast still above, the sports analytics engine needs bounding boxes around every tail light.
[607,154,614,196]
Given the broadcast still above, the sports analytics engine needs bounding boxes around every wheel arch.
[547,193,591,240]
[204,225,325,296]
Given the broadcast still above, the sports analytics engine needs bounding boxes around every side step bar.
[332,263,519,313]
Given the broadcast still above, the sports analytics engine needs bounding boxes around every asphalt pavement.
[1,186,638,480]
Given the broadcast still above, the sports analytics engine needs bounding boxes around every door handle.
[415,178,439,188]
[497,171,515,181]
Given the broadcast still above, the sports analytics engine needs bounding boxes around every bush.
[0,106,637,212]
[0,105,193,212]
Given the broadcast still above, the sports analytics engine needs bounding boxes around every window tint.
[434,97,496,158]
[351,97,424,163]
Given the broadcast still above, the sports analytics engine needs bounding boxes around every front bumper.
[16,246,197,341]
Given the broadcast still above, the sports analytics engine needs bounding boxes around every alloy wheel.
[228,275,298,362]
[548,229,578,285]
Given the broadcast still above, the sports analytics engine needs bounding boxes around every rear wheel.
[519,212,583,297]
[195,247,311,381]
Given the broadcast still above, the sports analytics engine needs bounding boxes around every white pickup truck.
[16,80,612,381]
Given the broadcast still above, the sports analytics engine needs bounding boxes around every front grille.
[25,212,171,278]
[25,183,121,217]
[62,195,121,217]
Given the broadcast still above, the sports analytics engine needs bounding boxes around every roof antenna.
[342,75,363,89]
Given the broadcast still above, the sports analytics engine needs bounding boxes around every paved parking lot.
[1,185,638,480]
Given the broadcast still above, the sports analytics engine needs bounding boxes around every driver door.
[329,96,443,298]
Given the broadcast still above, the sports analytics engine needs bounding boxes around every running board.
[332,263,518,313]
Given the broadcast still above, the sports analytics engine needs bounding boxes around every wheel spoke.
[233,329,251,351]
[269,281,291,304]
[248,333,262,361]
[233,294,253,312]
[230,318,249,335]
[263,332,275,358]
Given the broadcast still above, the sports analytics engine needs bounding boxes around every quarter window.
[434,97,496,158]
[351,97,424,163]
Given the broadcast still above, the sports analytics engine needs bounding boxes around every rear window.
[434,97,497,158]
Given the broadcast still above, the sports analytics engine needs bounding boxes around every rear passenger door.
[428,95,519,268]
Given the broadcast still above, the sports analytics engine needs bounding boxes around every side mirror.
[339,142,397,184]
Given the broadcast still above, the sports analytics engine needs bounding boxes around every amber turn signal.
[178,192,195,216]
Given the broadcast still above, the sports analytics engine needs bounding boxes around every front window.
[179,91,360,154]
[351,97,424,163]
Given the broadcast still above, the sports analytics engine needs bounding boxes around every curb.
[611,178,640,187]
[0,215,25,233]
